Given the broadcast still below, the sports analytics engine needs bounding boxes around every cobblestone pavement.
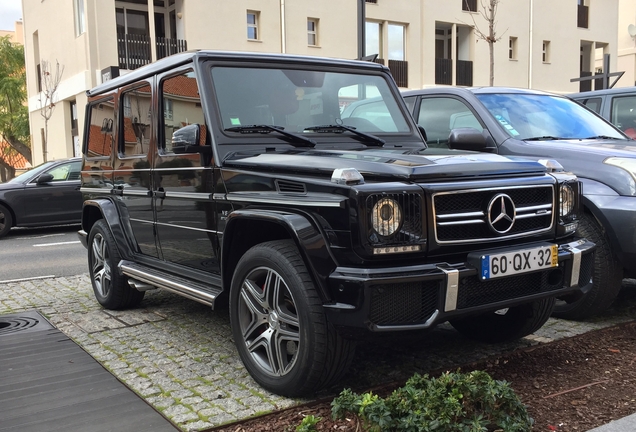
[1,275,635,431]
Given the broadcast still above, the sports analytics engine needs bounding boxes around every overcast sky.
[0,0,23,32]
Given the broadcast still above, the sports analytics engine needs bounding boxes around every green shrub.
[331,370,532,432]
[296,414,321,432]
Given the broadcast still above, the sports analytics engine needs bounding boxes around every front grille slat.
[433,185,554,244]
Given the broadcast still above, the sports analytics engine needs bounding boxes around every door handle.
[155,189,166,199]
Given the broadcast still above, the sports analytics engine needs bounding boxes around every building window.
[247,11,259,40]
[74,0,86,36]
[509,37,517,60]
[387,23,405,61]
[542,40,550,63]
[365,21,382,58]
[307,18,318,46]
[462,0,477,12]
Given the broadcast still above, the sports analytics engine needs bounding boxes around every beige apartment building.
[617,0,636,87]
[0,20,24,45]
[20,0,621,165]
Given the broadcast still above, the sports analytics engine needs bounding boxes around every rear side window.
[120,83,152,156]
[85,97,115,158]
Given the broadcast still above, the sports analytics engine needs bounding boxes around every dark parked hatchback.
[402,87,635,319]
[0,157,83,238]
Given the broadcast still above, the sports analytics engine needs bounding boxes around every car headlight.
[604,157,636,183]
[560,183,575,217]
[371,198,402,236]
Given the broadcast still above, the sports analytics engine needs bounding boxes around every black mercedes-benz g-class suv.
[78,50,594,397]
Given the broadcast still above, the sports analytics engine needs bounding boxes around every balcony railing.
[388,60,408,87]
[435,58,453,85]
[577,4,589,28]
[118,33,151,70]
[456,60,473,86]
[118,33,188,70]
[156,37,188,60]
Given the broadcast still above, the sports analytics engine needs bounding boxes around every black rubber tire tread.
[229,239,355,397]
[0,203,13,239]
[552,212,623,320]
[449,297,555,343]
[88,220,144,310]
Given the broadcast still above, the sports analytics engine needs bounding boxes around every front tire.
[0,203,13,239]
[88,220,144,309]
[449,297,555,343]
[229,240,355,397]
[553,213,623,320]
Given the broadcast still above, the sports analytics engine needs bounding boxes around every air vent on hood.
[276,180,307,195]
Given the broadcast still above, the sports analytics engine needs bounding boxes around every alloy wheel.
[91,233,112,298]
[237,267,300,377]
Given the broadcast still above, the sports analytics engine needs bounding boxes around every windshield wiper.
[225,125,316,148]
[524,136,565,141]
[583,135,623,140]
[304,124,386,147]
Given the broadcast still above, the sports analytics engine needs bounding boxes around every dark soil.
[208,319,636,432]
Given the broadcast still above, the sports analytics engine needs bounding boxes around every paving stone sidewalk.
[1,275,635,431]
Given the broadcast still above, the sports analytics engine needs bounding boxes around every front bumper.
[323,238,595,332]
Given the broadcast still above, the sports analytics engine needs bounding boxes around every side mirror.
[172,124,210,154]
[36,173,54,184]
[448,127,489,151]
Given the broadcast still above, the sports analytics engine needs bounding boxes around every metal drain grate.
[0,310,54,336]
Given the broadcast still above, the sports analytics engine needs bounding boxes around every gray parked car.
[570,86,636,139]
[401,87,636,319]
[0,158,83,238]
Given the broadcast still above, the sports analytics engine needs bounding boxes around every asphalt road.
[0,224,88,283]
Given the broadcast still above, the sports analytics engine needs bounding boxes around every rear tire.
[449,297,555,343]
[0,203,13,239]
[553,213,623,320]
[88,220,144,309]
[229,240,355,397]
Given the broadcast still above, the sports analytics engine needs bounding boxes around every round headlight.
[560,184,575,217]
[371,198,402,236]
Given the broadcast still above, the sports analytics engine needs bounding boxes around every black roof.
[87,50,388,97]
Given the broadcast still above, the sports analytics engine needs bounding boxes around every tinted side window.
[579,97,602,114]
[120,83,152,156]
[160,70,205,153]
[85,98,115,158]
[610,95,636,138]
[417,97,483,147]
[43,161,82,182]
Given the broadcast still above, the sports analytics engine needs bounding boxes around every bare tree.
[38,60,64,162]
[464,0,504,86]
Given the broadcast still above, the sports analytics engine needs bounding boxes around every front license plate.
[480,244,558,280]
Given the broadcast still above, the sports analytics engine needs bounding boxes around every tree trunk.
[488,0,496,86]
[5,136,32,164]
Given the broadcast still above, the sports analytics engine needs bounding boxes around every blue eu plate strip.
[481,255,490,279]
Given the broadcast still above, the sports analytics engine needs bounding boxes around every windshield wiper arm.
[583,135,623,140]
[225,125,316,148]
[304,124,386,147]
[524,136,564,141]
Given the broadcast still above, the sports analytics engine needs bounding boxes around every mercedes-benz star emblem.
[487,193,516,234]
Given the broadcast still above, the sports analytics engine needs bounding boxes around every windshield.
[210,66,411,138]
[475,93,625,140]
[5,161,57,184]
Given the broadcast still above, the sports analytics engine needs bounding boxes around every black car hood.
[223,148,547,181]
[0,181,24,192]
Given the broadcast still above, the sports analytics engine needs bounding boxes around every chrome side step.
[119,260,223,308]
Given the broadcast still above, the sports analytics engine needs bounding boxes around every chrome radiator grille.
[433,185,554,244]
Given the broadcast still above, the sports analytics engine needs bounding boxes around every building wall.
[617,0,636,87]
[21,0,625,163]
